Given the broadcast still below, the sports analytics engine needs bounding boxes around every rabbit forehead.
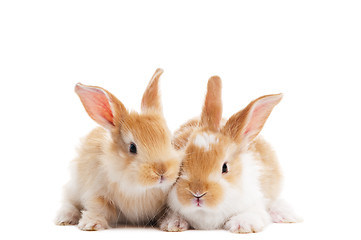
[181,130,242,185]
[183,131,228,179]
[120,112,171,149]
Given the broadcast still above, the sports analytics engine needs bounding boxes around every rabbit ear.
[221,94,282,144]
[200,76,223,131]
[75,83,127,130]
[141,68,164,113]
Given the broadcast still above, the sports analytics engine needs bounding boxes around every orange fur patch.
[175,131,235,208]
[249,137,282,200]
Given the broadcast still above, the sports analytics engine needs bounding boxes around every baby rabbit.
[160,76,301,233]
[55,69,181,230]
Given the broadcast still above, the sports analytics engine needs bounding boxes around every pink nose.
[159,175,164,183]
[189,191,207,207]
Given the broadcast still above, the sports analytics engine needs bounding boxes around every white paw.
[224,211,271,234]
[78,211,109,231]
[55,205,81,225]
[160,212,190,232]
[268,199,303,223]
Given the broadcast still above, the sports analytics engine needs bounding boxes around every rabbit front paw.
[160,212,190,232]
[224,211,271,234]
[78,211,109,231]
[55,204,81,225]
[268,199,303,223]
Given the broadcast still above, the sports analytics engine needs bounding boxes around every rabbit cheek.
[176,180,194,207]
[203,183,223,208]
[138,163,161,187]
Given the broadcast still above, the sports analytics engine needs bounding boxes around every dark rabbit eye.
[222,163,228,174]
[129,142,137,154]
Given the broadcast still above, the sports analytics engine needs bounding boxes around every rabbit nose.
[189,181,206,195]
[159,175,164,183]
[154,162,167,184]
[191,191,207,199]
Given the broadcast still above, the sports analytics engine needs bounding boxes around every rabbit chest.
[109,182,168,224]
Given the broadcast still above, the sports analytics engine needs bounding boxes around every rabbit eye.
[222,163,228,174]
[129,142,137,154]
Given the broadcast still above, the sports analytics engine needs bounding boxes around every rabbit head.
[75,69,181,193]
[168,76,282,228]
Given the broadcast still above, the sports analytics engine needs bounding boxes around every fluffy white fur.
[268,199,303,223]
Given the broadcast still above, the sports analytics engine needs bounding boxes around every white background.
[1,1,360,239]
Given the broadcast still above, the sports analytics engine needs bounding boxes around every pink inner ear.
[243,106,262,135]
[89,90,114,125]
[242,100,273,139]
[76,85,114,128]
